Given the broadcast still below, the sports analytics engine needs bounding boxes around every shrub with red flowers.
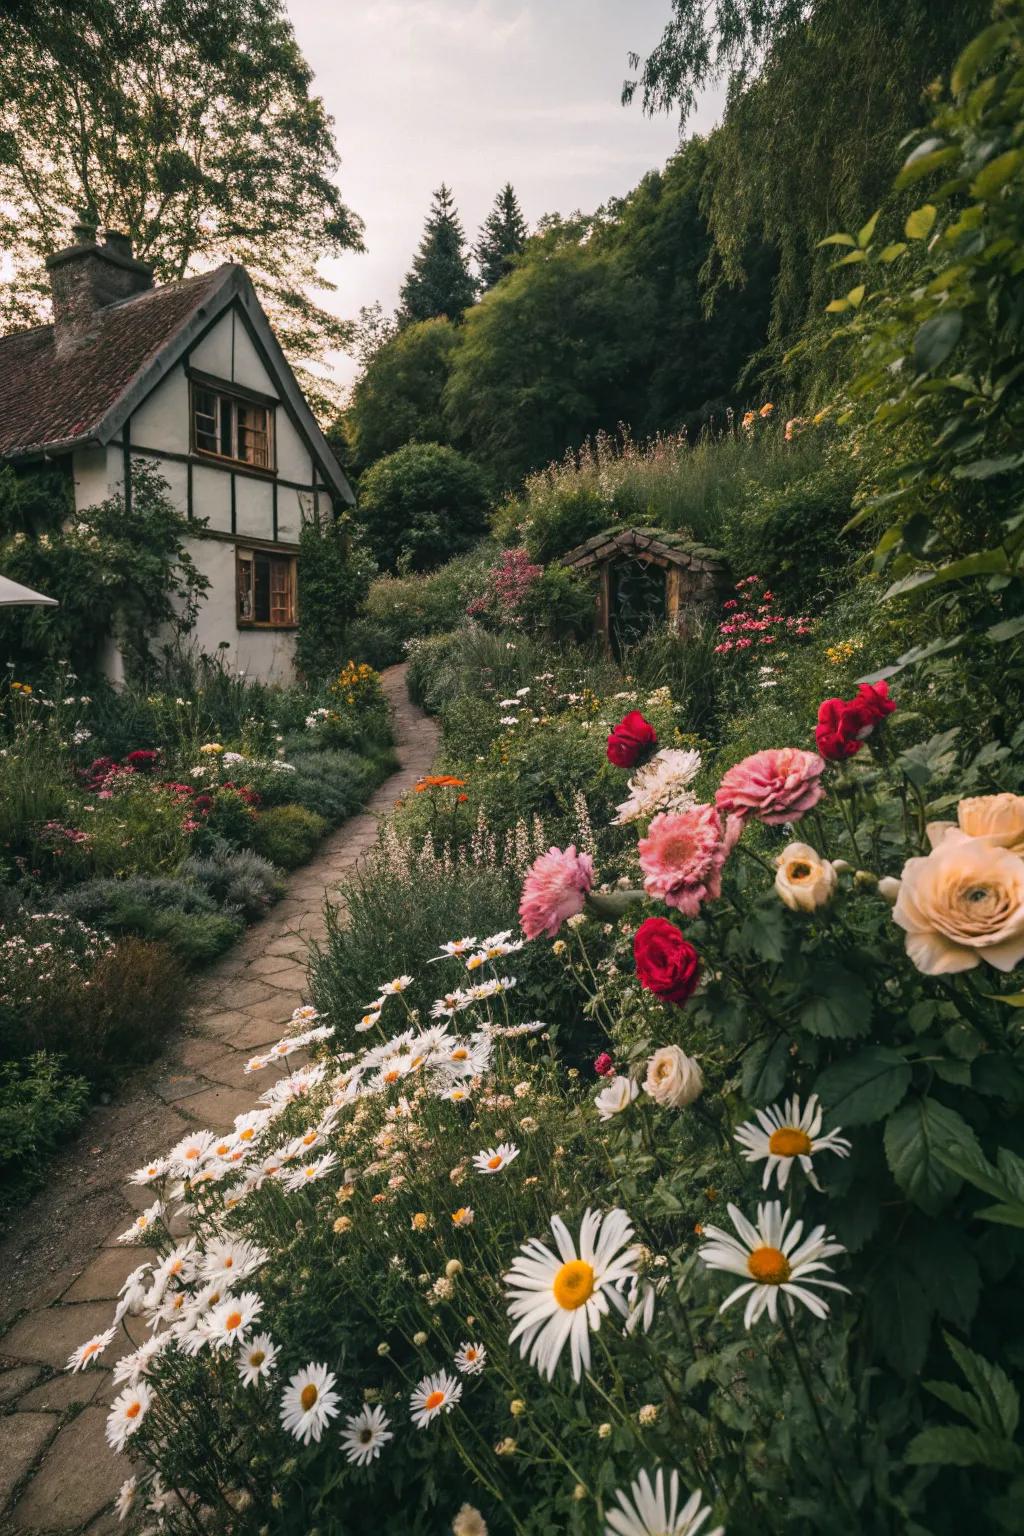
[466,547,543,628]
[713,574,813,658]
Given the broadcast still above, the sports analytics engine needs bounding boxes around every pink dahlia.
[715,747,826,826]
[518,844,594,940]
[638,805,741,918]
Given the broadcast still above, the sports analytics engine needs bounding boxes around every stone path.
[0,665,438,1534]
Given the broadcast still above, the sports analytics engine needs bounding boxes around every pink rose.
[519,844,594,940]
[716,748,826,826]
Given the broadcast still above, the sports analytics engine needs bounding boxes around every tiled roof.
[0,268,228,458]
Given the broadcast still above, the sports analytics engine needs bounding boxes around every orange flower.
[414,775,468,792]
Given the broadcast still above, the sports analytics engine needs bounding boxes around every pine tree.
[474,183,529,289]
[398,184,477,324]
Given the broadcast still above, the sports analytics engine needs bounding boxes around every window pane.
[219,396,234,458]
[253,553,271,623]
[237,404,269,468]
[270,557,293,625]
[237,552,254,621]
[194,388,217,454]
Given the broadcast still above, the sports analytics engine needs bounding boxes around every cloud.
[361,0,532,51]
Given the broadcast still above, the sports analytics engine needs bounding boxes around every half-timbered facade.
[0,223,353,683]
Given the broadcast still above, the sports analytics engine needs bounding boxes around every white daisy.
[454,1341,486,1375]
[504,1208,639,1381]
[431,937,478,962]
[115,1475,137,1523]
[480,929,513,949]
[733,1094,851,1191]
[451,1206,474,1227]
[595,1075,639,1122]
[245,1053,269,1073]
[410,1370,463,1427]
[340,1402,393,1465]
[356,1010,382,1032]
[207,1291,263,1350]
[116,1201,165,1244]
[106,1382,153,1452]
[232,1109,271,1146]
[291,1004,319,1024]
[129,1157,168,1185]
[167,1130,216,1175]
[698,1200,849,1328]
[605,1470,723,1536]
[379,975,414,997]
[442,1084,473,1104]
[280,1361,341,1445]
[237,1332,279,1386]
[111,1334,170,1385]
[66,1326,117,1373]
[473,1143,520,1174]
[284,1151,339,1192]
[199,1237,269,1285]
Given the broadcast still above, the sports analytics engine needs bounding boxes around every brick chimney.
[46,220,154,353]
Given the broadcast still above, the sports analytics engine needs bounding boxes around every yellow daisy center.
[424,1389,446,1411]
[250,1350,265,1367]
[300,1384,319,1411]
[303,1132,317,1145]
[747,1245,791,1284]
[225,1311,242,1331]
[452,1209,468,1223]
[239,1128,255,1141]
[486,1155,503,1169]
[553,1259,596,1310]
[82,1342,100,1359]
[452,1049,469,1061]
[126,1400,142,1420]
[768,1127,813,1158]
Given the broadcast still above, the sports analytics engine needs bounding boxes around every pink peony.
[518,844,594,940]
[716,747,826,826]
[638,805,741,917]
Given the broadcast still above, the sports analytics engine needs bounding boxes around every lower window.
[237,547,297,627]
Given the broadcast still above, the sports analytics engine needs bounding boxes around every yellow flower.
[411,1212,430,1231]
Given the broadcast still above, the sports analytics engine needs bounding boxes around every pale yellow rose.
[774,842,837,913]
[927,793,1024,855]
[892,835,1024,974]
[643,1045,703,1109]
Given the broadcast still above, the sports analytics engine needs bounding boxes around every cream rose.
[595,1074,639,1122]
[643,1045,704,1109]
[892,834,1024,974]
[774,842,837,913]
[927,793,1024,855]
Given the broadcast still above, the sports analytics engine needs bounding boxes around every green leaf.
[987,990,1024,1006]
[952,454,1023,481]
[847,284,866,308]
[904,1425,996,1468]
[896,144,959,189]
[833,249,867,267]
[817,232,856,248]
[951,20,1012,95]
[972,149,1024,199]
[799,965,871,1039]
[896,728,960,788]
[913,309,962,372]
[884,1098,981,1214]
[825,297,850,314]
[857,210,880,248]
[879,242,908,263]
[741,1034,790,1105]
[815,1046,911,1126]
[885,548,1008,600]
[905,204,938,240]
[986,616,1024,644]
[945,1333,1020,1439]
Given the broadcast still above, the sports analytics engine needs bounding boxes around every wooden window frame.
[236,545,297,630]
[190,377,277,473]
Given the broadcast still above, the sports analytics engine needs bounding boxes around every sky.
[285,0,725,391]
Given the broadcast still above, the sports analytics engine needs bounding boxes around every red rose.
[815,681,896,761]
[855,680,896,724]
[633,917,700,1006]
[607,710,658,769]
[593,1052,615,1077]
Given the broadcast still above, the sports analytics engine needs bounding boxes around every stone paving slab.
[0,665,439,1533]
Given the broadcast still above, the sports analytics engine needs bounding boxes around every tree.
[398,185,477,325]
[0,0,363,416]
[297,508,376,682]
[474,183,529,289]
[356,443,490,573]
[344,318,460,470]
[443,242,657,486]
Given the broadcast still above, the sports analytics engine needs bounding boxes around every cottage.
[0,223,354,684]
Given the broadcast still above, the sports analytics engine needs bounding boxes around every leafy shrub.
[180,843,285,921]
[296,509,376,683]
[357,443,491,573]
[250,805,328,870]
[342,616,407,670]
[716,458,860,607]
[62,937,186,1077]
[283,749,396,825]
[59,876,244,965]
[358,544,496,659]
[0,1053,89,1213]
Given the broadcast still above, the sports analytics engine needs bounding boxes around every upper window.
[191,382,274,470]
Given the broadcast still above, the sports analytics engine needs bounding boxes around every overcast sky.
[286,0,725,390]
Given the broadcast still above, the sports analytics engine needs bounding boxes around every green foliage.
[283,747,398,825]
[179,843,285,921]
[250,804,328,870]
[344,318,460,470]
[0,1053,89,1214]
[816,7,1024,681]
[296,509,376,683]
[0,462,209,683]
[0,0,364,412]
[59,876,245,964]
[519,563,596,642]
[357,444,490,573]
[474,181,529,289]
[398,184,476,325]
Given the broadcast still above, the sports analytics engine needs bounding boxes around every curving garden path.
[0,664,438,1535]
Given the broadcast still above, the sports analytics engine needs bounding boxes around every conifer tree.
[398,185,477,324]
[474,183,529,289]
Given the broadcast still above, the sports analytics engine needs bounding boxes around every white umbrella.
[0,574,58,607]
